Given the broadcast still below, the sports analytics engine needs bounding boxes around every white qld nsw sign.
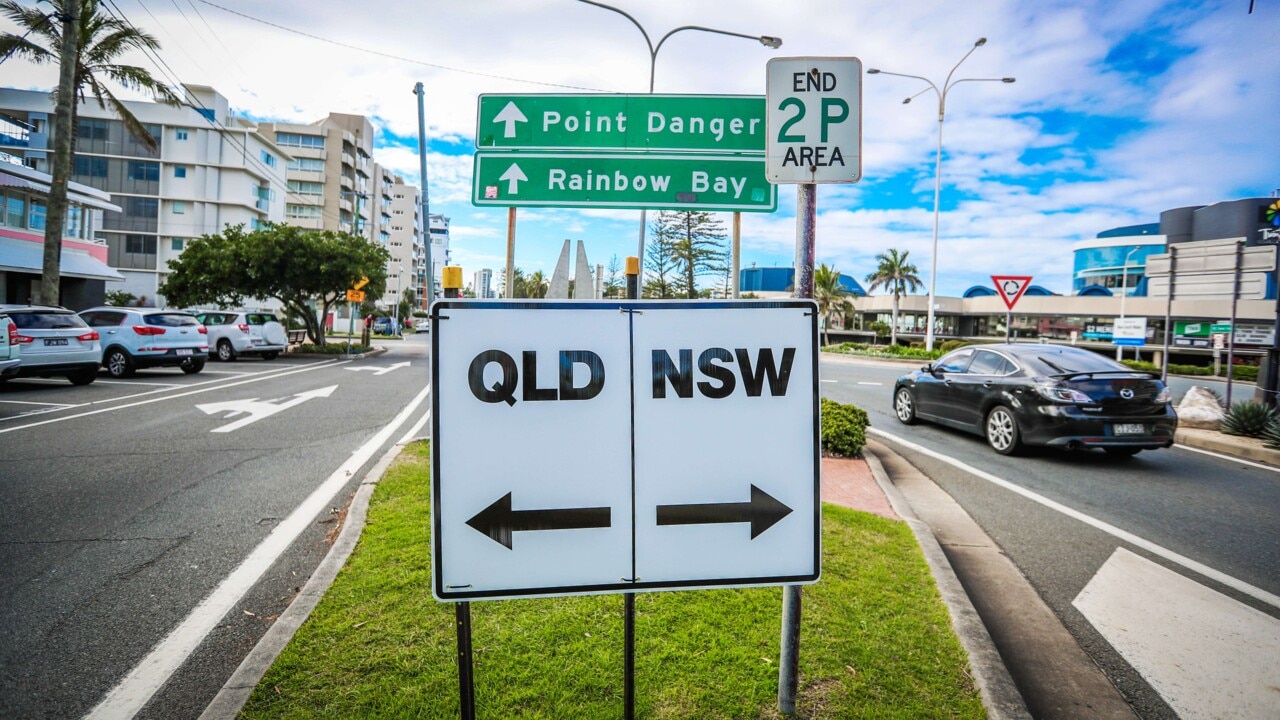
[431,300,820,601]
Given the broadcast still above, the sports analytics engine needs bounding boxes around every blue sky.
[4,0,1277,297]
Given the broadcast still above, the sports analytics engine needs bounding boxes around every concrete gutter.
[1175,426,1280,466]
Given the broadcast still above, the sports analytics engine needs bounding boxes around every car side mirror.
[923,363,936,375]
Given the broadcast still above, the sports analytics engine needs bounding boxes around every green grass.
[240,443,983,719]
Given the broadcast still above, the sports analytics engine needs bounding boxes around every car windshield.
[11,312,87,329]
[1031,350,1126,375]
[145,313,200,327]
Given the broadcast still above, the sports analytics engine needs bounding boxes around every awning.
[0,170,122,212]
[0,237,125,281]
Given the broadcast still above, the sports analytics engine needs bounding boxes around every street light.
[577,0,781,269]
[1116,246,1141,361]
[867,38,1015,351]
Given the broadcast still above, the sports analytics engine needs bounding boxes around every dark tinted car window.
[247,313,278,325]
[935,348,974,374]
[145,313,200,327]
[1027,348,1127,375]
[11,311,88,329]
[968,350,1008,376]
[83,311,126,327]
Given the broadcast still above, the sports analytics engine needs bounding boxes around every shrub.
[293,342,371,355]
[938,340,973,353]
[1230,364,1259,382]
[1263,418,1280,450]
[820,398,870,458]
[1220,401,1276,438]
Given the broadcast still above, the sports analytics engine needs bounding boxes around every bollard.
[443,266,463,300]
[625,256,640,300]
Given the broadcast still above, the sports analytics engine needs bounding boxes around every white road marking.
[1174,443,1280,474]
[0,360,348,435]
[396,403,431,446]
[856,381,883,386]
[84,382,433,719]
[869,427,1280,610]
[0,399,81,407]
[196,385,338,433]
[1074,548,1280,719]
[89,380,181,388]
[820,379,838,383]
[344,361,411,376]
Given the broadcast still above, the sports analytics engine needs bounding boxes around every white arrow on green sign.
[472,152,776,212]
[476,94,766,154]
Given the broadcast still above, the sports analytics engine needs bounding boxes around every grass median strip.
[240,442,983,719]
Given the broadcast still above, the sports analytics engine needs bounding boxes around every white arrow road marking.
[493,101,527,138]
[344,361,410,376]
[1074,548,1280,719]
[196,385,338,433]
[499,163,527,194]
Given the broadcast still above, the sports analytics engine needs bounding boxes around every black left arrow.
[656,484,793,539]
[466,492,612,549]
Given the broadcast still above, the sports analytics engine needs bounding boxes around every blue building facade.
[739,266,866,296]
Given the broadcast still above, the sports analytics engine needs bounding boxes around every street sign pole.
[1227,240,1243,405]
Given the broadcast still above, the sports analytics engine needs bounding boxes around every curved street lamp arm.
[577,1,656,72]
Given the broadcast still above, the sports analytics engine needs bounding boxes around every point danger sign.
[430,301,820,601]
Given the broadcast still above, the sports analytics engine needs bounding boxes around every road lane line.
[1074,548,1280,718]
[89,380,182,387]
[820,379,838,383]
[0,360,349,435]
[857,381,882,386]
[1174,443,1280,474]
[84,382,432,719]
[396,403,431,446]
[869,427,1280,611]
[0,399,82,407]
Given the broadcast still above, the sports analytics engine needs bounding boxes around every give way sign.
[991,275,1034,310]
[430,300,821,601]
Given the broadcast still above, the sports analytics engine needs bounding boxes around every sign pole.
[1227,240,1243,406]
[623,256,638,720]
[1006,310,1011,343]
[1161,246,1177,383]
[732,212,742,299]
[779,182,816,716]
[505,208,516,298]
[455,602,475,720]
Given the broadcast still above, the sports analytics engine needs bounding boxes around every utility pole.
[415,82,435,308]
[43,0,81,305]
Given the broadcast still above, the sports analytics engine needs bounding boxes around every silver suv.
[193,310,287,361]
[0,311,18,380]
[0,305,100,385]
[79,307,207,377]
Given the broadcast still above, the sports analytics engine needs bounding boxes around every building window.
[4,194,24,227]
[77,118,109,140]
[124,196,158,218]
[176,128,189,140]
[126,234,156,254]
[73,156,108,177]
[128,160,160,181]
[275,132,325,149]
[285,204,321,219]
[171,238,184,251]
[287,180,323,195]
[261,150,276,167]
[174,165,187,178]
[27,198,46,231]
[172,201,185,214]
[287,157,324,172]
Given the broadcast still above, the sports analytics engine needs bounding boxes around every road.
[821,354,1280,719]
[0,336,430,720]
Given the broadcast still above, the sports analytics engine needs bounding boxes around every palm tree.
[523,270,549,299]
[0,0,183,305]
[814,264,854,347]
[864,249,922,346]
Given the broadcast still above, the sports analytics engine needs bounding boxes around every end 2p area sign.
[431,301,820,601]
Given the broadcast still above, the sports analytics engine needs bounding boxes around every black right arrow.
[656,485,793,539]
[466,492,611,549]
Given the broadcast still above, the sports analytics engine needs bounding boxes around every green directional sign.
[476,94,766,154]
[471,151,777,212]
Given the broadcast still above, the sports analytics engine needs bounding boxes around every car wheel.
[105,348,135,378]
[893,387,918,425]
[1104,447,1142,458]
[217,339,237,362]
[261,351,279,360]
[67,369,97,386]
[181,358,205,374]
[985,405,1022,456]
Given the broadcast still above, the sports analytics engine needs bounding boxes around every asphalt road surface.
[0,336,431,720]
[821,354,1280,719]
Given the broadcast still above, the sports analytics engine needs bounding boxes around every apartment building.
[473,268,494,299]
[0,85,287,303]
[259,113,374,241]
[379,169,422,309]
[427,212,451,302]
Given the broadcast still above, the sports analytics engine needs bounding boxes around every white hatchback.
[194,310,288,361]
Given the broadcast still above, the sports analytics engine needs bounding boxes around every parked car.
[0,304,100,385]
[892,343,1176,457]
[193,310,287,361]
[79,307,207,377]
[0,311,19,381]
[373,316,395,335]
[413,319,430,333]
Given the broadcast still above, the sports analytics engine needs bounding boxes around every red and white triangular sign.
[991,275,1033,310]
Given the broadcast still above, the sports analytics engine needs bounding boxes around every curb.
[863,446,1032,720]
[1176,427,1280,466]
[198,441,406,719]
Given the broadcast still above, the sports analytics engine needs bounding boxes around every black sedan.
[892,343,1177,456]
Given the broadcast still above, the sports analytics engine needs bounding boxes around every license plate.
[1114,423,1145,435]
[44,338,68,346]
[176,349,192,356]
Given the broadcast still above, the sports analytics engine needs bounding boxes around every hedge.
[821,398,870,458]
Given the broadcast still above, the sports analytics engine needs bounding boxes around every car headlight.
[1156,387,1171,404]
[1033,383,1093,403]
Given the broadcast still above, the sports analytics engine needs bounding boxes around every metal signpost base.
[456,602,475,720]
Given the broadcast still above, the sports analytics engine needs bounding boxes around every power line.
[194,0,613,92]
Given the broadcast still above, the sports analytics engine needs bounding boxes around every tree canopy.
[864,249,922,346]
[159,223,389,345]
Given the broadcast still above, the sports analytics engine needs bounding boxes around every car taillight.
[237,323,250,333]
[1156,387,1171,404]
[6,321,14,343]
[13,333,33,344]
[77,330,99,342]
[1034,383,1093,403]
[132,325,166,336]
[198,326,208,334]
